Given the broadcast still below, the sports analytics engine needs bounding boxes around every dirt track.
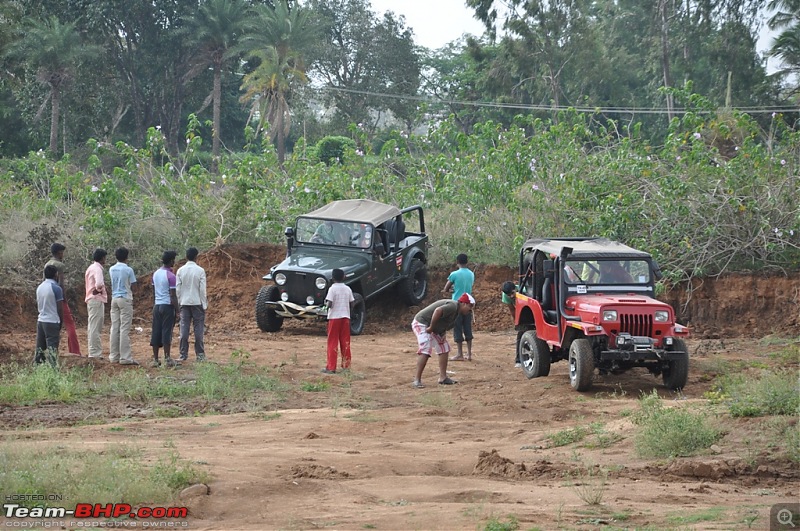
[0,243,798,530]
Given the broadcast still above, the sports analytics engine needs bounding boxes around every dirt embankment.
[1,243,797,339]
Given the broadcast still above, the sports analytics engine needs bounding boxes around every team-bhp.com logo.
[3,502,188,527]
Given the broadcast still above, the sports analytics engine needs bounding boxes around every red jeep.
[514,238,690,391]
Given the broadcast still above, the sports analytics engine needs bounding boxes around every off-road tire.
[400,258,427,306]
[256,285,283,332]
[519,330,551,379]
[349,293,365,336]
[662,338,689,390]
[569,338,594,391]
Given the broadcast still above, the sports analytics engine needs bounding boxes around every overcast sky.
[369,0,487,50]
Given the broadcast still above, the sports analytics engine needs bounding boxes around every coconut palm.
[768,0,800,82]
[238,0,316,164]
[5,16,101,154]
[184,0,254,161]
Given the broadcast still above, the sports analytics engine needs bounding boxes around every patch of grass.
[0,443,208,509]
[108,426,125,432]
[570,466,608,505]
[717,370,799,417]
[611,510,632,521]
[666,506,726,525]
[768,343,800,364]
[300,380,331,392]
[633,390,723,458]
[417,391,456,409]
[483,515,519,531]
[345,411,383,423]
[547,425,589,447]
[0,363,94,404]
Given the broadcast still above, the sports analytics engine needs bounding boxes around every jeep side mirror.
[284,227,294,258]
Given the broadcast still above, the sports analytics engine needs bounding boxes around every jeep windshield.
[295,217,372,249]
[563,259,651,285]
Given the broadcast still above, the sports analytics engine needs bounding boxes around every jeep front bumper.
[600,349,686,362]
[265,301,328,319]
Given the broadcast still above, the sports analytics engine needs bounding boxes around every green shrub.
[315,136,356,166]
[718,370,800,417]
[633,391,723,458]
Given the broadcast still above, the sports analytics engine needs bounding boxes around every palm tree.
[768,0,800,83]
[5,16,101,154]
[184,0,253,161]
[238,0,316,164]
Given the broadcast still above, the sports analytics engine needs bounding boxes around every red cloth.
[62,303,82,355]
[326,318,351,371]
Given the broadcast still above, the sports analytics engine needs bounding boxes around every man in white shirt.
[176,247,207,361]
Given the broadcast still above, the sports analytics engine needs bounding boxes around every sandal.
[438,377,458,385]
[449,355,465,361]
[411,381,425,389]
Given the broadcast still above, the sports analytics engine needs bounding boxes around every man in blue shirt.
[442,253,475,361]
[151,250,180,367]
[109,247,139,366]
[35,265,63,366]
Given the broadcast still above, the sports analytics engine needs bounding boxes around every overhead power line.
[311,85,799,115]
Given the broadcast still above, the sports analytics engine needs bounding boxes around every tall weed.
[633,390,723,458]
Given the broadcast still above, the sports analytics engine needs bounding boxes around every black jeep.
[256,199,429,335]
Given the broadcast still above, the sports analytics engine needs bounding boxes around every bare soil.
[0,243,798,530]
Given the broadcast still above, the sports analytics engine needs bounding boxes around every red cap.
[458,293,475,305]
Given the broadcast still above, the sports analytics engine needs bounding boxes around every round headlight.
[280,291,289,302]
[654,310,669,322]
[603,310,618,322]
[315,276,328,290]
[275,273,287,286]
[306,296,315,305]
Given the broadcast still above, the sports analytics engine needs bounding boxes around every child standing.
[322,268,355,374]
[442,253,475,361]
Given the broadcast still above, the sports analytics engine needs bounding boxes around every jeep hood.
[273,250,370,275]
[567,294,672,313]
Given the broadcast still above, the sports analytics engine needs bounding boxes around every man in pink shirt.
[84,248,108,359]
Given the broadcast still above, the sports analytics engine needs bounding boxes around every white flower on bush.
[356,149,363,156]
[156,125,161,130]
[304,187,312,193]
[488,174,493,180]
[781,159,786,165]
[209,181,216,185]
[476,226,481,232]
[160,179,167,186]
[676,156,681,161]
[693,132,702,140]
[532,184,540,191]
[91,185,99,192]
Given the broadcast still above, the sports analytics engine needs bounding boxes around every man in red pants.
[321,268,354,374]
[46,243,82,356]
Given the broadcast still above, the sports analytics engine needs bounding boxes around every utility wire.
[310,85,799,115]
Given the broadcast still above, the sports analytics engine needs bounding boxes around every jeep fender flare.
[399,248,427,274]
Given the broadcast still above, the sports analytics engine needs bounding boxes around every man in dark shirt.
[410,293,475,388]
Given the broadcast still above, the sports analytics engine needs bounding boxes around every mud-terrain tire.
[256,285,283,332]
[349,293,365,336]
[569,338,594,391]
[519,330,551,379]
[662,338,689,390]
[400,258,427,306]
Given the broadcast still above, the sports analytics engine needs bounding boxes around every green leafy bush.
[315,135,356,166]
[717,370,800,417]
[633,391,723,458]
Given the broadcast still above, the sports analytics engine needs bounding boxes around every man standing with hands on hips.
[176,247,207,362]
[84,248,108,359]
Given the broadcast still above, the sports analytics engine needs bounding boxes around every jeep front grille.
[619,313,653,337]
[282,274,323,304]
